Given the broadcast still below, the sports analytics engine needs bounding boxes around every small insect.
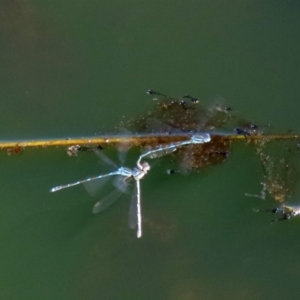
[183,94,199,104]
[254,204,300,222]
[234,128,251,136]
[146,89,166,97]
[51,152,150,238]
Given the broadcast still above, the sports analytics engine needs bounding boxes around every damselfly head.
[141,162,150,173]
[191,133,211,144]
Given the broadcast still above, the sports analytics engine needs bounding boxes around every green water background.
[1,1,300,299]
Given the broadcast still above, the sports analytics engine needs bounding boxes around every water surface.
[0,1,300,299]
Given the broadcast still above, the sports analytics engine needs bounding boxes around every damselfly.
[50,151,150,238]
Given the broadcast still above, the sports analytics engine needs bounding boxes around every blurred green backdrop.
[0,1,300,299]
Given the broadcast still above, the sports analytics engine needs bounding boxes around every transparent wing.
[118,149,127,166]
[84,146,132,196]
[84,171,131,201]
[83,175,111,197]
[93,189,123,214]
[146,118,179,134]
[137,144,178,168]
[92,176,129,214]
[93,148,118,169]
[142,145,177,159]
[112,176,131,194]
[116,127,132,164]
